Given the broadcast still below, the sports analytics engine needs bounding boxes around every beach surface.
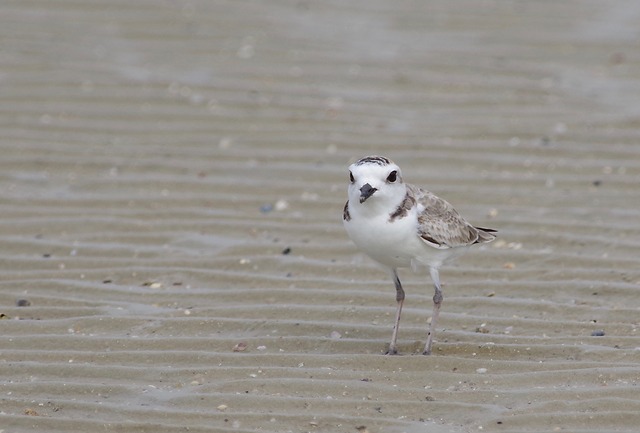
[1,1,640,432]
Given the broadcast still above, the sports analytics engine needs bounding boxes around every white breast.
[344,201,464,270]
[345,203,421,268]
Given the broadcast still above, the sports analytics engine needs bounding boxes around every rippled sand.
[2,1,640,432]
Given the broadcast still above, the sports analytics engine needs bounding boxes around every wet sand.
[2,1,640,432]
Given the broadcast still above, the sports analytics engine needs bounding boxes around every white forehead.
[349,156,399,179]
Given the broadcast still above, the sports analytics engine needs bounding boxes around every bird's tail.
[474,226,497,243]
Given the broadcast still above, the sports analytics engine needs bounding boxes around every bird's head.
[347,156,405,210]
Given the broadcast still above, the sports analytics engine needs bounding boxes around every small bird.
[343,156,496,355]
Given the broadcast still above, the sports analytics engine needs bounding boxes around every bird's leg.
[386,270,404,355]
[424,267,443,355]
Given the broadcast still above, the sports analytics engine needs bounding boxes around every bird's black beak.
[359,183,377,203]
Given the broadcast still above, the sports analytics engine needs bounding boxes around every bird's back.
[409,184,496,249]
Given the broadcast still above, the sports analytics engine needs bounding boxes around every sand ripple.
[2,1,640,432]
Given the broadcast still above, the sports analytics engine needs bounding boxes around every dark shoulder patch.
[343,200,351,221]
[388,192,415,222]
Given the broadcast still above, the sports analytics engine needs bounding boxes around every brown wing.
[409,184,490,249]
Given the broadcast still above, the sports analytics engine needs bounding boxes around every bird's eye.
[349,171,354,183]
[386,170,398,183]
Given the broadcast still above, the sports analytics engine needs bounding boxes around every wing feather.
[409,184,495,248]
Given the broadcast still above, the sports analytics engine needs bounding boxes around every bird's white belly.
[345,212,431,269]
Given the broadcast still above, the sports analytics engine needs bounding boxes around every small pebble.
[330,331,342,339]
[281,247,291,255]
[232,342,248,352]
[260,203,273,213]
[218,136,233,149]
[591,330,605,337]
[476,368,488,374]
[274,199,289,211]
[16,299,31,307]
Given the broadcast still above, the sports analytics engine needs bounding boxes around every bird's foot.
[422,342,434,355]
[385,346,399,355]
